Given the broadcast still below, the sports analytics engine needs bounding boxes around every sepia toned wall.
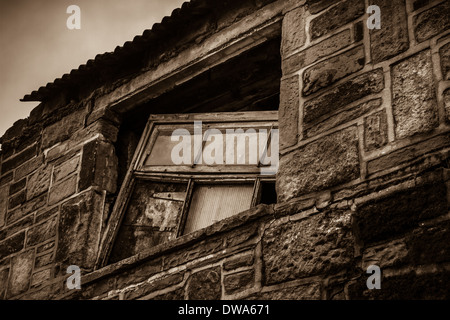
[0,0,449,300]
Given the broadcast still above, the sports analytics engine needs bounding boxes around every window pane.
[183,184,254,234]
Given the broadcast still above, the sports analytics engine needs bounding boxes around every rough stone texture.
[369,0,409,64]
[9,178,26,196]
[187,266,222,300]
[303,69,384,125]
[283,29,352,75]
[35,252,55,269]
[362,221,450,270]
[0,185,7,228]
[263,210,354,284]
[306,0,340,14]
[7,249,34,298]
[224,269,255,295]
[348,270,450,300]
[26,216,57,247]
[440,42,450,81]
[302,45,365,96]
[15,155,43,181]
[48,174,77,205]
[151,287,185,300]
[6,194,46,225]
[0,232,25,258]
[53,156,80,184]
[0,215,33,240]
[305,98,382,138]
[56,190,103,271]
[277,127,360,202]
[392,50,438,139]
[223,253,254,271]
[1,144,37,174]
[309,0,365,40]
[353,181,447,245]
[41,107,86,149]
[445,88,450,121]
[0,267,9,299]
[413,0,431,11]
[413,1,450,43]
[364,110,388,151]
[367,133,450,174]
[79,139,118,194]
[282,6,306,57]
[27,166,51,201]
[279,75,299,149]
[8,190,26,210]
[124,273,184,300]
[247,282,321,299]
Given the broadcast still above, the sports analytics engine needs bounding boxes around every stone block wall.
[0,0,449,300]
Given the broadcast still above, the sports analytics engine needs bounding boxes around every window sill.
[82,203,274,286]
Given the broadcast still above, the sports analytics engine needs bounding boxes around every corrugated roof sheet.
[21,0,214,102]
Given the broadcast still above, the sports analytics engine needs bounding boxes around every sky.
[0,0,186,138]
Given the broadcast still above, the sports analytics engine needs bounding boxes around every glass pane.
[144,125,273,168]
[183,184,254,234]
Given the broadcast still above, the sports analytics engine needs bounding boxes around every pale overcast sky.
[0,0,186,138]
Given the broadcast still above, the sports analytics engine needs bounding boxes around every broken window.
[107,112,278,263]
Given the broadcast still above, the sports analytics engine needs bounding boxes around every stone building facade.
[0,0,449,300]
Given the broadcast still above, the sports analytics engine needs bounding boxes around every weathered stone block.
[26,216,57,247]
[353,181,447,245]
[151,288,184,300]
[223,253,254,271]
[224,269,255,295]
[348,270,450,299]
[305,98,382,138]
[41,107,86,149]
[56,190,104,271]
[9,178,26,196]
[8,190,26,210]
[48,174,77,205]
[367,133,450,174]
[279,75,299,149]
[31,268,52,288]
[309,0,365,40]
[0,267,9,299]
[0,185,7,227]
[247,282,321,299]
[362,239,408,270]
[413,1,450,43]
[35,252,55,269]
[187,266,221,300]
[53,155,80,184]
[15,156,43,181]
[364,110,388,151]
[263,210,354,285]
[369,0,409,64]
[277,127,360,202]
[440,42,450,81]
[282,6,306,57]
[413,0,431,11]
[1,144,37,174]
[163,237,224,270]
[115,258,163,289]
[303,45,365,96]
[0,172,13,187]
[7,249,34,298]
[6,194,46,225]
[306,0,340,14]
[303,69,384,125]
[79,139,118,194]
[392,50,438,138]
[283,29,352,75]
[124,272,184,300]
[444,88,450,122]
[27,166,51,200]
[0,215,33,240]
[0,232,25,258]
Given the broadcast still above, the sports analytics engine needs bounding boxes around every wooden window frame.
[96,111,278,268]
